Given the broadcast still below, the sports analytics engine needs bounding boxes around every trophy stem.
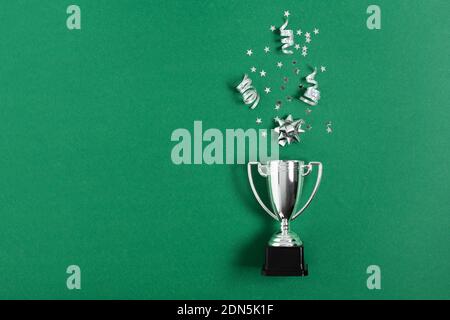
[269,218,302,247]
[281,219,289,236]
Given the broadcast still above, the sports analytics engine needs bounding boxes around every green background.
[0,0,449,299]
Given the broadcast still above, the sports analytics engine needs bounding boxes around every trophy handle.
[247,162,279,221]
[291,161,323,221]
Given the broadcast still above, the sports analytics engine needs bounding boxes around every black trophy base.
[262,245,308,276]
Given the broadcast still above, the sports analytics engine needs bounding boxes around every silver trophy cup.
[247,160,323,275]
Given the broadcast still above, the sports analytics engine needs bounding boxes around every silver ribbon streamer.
[236,74,260,109]
[299,68,321,106]
[280,20,294,55]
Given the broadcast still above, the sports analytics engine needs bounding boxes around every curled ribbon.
[280,20,294,55]
[236,74,260,109]
[300,68,321,106]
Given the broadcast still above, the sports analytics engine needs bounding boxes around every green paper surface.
[0,0,449,299]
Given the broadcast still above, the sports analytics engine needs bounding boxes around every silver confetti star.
[270,25,276,32]
[246,49,253,56]
[274,115,305,146]
[264,46,270,53]
[326,121,333,133]
[275,101,282,110]
[260,70,267,77]
[296,29,302,36]
[250,66,257,72]
[305,32,311,38]
[305,37,311,43]
[320,66,327,72]
[261,131,267,137]
[277,62,283,68]
[294,44,301,50]
[256,118,262,124]
[284,10,290,17]
[313,28,319,35]
[264,87,271,94]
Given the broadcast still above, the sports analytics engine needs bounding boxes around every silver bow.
[274,115,305,146]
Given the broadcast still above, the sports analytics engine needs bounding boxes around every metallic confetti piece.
[280,19,294,55]
[299,68,321,106]
[274,114,305,146]
[236,74,260,109]
[326,121,333,133]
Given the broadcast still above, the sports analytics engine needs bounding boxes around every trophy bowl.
[247,160,323,276]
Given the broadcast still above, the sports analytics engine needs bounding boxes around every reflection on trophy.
[247,160,323,276]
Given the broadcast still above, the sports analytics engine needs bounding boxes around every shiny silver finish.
[247,160,323,247]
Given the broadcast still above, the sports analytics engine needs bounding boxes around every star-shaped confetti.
[302,45,308,51]
[270,25,276,32]
[276,62,283,68]
[275,101,282,110]
[256,118,262,124]
[302,51,308,57]
[264,87,271,94]
[296,29,302,36]
[260,70,267,77]
[246,49,253,56]
[320,66,326,72]
[294,44,301,50]
[274,115,305,146]
[305,32,311,38]
[250,66,257,73]
[261,131,267,137]
[313,28,320,35]
[264,46,270,53]
[284,11,290,18]
[326,121,333,133]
